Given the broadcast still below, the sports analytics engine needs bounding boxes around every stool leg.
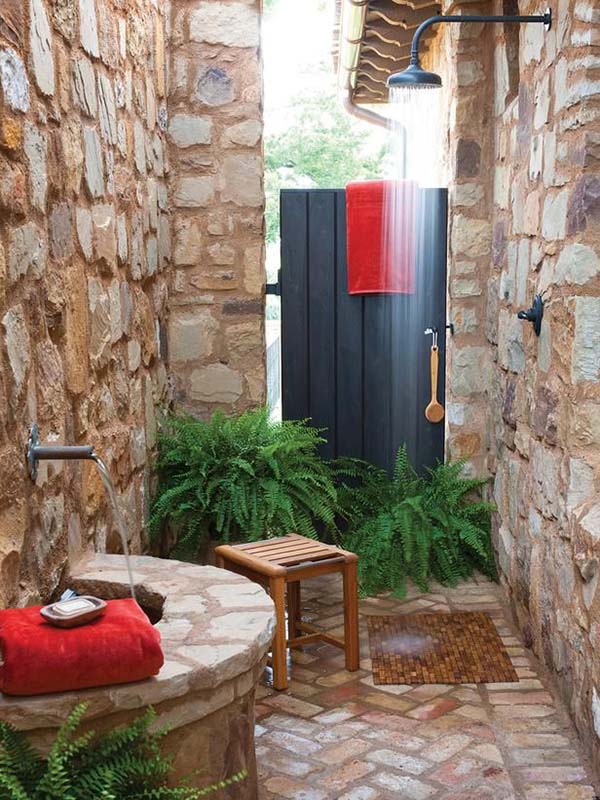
[270,576,288,691]
[343,560,360,672]
[287,581,301,641]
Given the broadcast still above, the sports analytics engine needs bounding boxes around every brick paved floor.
[256,574,598,800]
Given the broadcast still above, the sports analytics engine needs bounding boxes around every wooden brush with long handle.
[425,345,445,423]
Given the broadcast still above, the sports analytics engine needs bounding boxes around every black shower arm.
[410,10,552,65]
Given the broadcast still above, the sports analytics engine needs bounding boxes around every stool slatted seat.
[215,533,360,691]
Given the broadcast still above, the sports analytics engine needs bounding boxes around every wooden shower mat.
[367,611,518,685]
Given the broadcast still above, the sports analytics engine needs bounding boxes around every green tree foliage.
[265,90,388,242]
[336,447,497,597]
[0,704,247,800]
[150,409,338,557]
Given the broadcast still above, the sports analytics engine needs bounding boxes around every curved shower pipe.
[338,0,437,125]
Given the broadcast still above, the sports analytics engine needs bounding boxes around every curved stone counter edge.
[0,553,276,731]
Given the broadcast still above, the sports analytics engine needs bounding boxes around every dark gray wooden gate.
[279,188,448,474]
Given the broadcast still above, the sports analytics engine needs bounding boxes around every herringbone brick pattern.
[256,574,598,800]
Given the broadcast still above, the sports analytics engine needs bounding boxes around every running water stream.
[386,85,444,185]
[378,83,447,467]
[383,84,444,267]
[92,455,137,601]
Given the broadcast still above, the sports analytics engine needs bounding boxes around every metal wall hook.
[517,294,544,337]
[424,327,439,348]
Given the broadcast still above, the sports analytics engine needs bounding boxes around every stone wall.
[167,0,266,415]
[441,0,600,774]
[0,0,170,606]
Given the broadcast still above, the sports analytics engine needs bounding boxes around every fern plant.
[150,408,338,557]
[337,446,496,597]
[0,703,247,800]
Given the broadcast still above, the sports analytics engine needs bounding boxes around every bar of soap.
[53,598,97,616]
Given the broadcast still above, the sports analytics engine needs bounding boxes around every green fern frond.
[0,705,247,800]
[150,408,339,557]
[338,447,496,596]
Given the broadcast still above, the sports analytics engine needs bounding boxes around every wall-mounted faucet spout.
[26,423,136,598]
[27,424,96,481]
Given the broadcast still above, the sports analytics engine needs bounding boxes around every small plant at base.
[150,408,338,558]
[337,446,496,597]
[0,703,248,799]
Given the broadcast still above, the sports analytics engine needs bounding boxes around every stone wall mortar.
[0,0,171,606]
[167,0,266,416]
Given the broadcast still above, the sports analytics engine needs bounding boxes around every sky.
[263,0,336,134]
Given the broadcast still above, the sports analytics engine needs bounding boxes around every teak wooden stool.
[215,533,360,691]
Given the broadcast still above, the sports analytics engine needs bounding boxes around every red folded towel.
[0,598,164,696]
[346,180,416,295]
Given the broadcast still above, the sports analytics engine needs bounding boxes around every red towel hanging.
[346,180,416,295]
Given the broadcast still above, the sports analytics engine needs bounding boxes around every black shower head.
[386,10,552,95]
[387,62,442,90]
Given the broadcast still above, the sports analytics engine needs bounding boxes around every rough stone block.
[194,65,234,106]
[572,297,600,383]
[91,203,117,267]
[450,346,489,396]
[498,309,525,372]
[72,55,97,117]
[30,0,55,96]
[75,207,93,261]
[49,202,73,260]
[454,183,483,208]
[169,310,217,363]
[173,177,215,208]
[567,175,600,235]
[133,120,146,175]
[169,114,212,147]
[223,119,262,147]
[555,244,599,285]
[23,122,47,212]
[79,0,99,57]
[83,126,104,198]
[61,118,84,195]
[531,441,561,519]
[0,0,24,47]
[97,72,117,144]
[87,277,111,367]
[2,304,30,401]
[569,401,600,448]
[455,140,481,178]
[190,364,243,403]
[457,60,484,87]
[0,157,27,215]
[450,278,481,298]
[8,222,46,282]
[451,216,491,259]
[0,48,29,112]
[189,3,259,48]
[542,190,568,240]
[52,0,77,40]
[567,458,594,513]
[219,155,262,207]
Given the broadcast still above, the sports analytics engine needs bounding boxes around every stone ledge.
[0,554,275,730]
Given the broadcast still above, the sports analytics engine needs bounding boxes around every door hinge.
[266,269,281,296]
